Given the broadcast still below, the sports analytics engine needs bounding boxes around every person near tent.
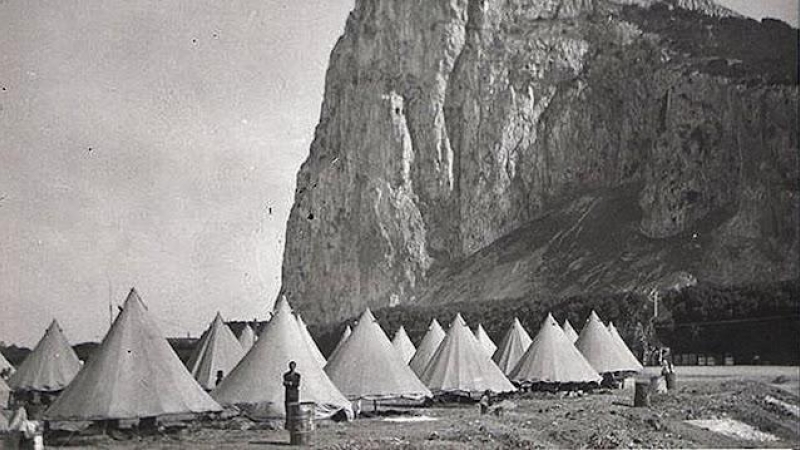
[7,406,42,449]
[283,361,300,419]
[215,370,224,387]
[479,390,492,415]
[661,359,674,377]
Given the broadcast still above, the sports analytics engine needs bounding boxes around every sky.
[0,0,796,347]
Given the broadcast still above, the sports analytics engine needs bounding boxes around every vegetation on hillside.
[621,4,798,85]
[310,279,799,365]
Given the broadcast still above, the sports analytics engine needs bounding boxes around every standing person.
[283,361,301,425]
[479,390,492,415]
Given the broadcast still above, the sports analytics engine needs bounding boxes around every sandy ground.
[34,366,800,449]
[642,365,800,396]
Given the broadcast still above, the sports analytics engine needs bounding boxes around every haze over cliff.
[280,0,798,325]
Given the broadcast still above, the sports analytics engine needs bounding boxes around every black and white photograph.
[0,0,798,448]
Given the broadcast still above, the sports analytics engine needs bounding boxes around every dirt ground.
[40,366,800,449]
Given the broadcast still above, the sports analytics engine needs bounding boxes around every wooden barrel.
[287,402,315,446]
[634,381,651,407]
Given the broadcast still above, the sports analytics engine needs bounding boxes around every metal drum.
[287,402,315,446]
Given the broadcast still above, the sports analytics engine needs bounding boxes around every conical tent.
[474,324,497,357]
[420,314,516,396]
[607,322,644,371]
[0,377,10,408]
[325,309,431,400]
[296,315,327,368]
[493,318,533,375]
[186,313,245,390]
[409,319,445,376]
[0,403,7,432]
[391,326,416,364]
[44,289,222,420]
[213,297,352,420]
[328,325,351,362]
[562,319,579,344]
[8,320,81,393]
[238,324,256,351]
[509,314,601,385]
[0,351,14,377]
[575,311,641,374]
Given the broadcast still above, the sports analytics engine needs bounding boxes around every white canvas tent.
[238,324,256,351]
[8,319,81,393]
[44,289,222,420]
[493,318,533,375]
[409,319,445,377]
[607,322,644,372]
[575,311,642,374]
[420,314,515,396]
[0,377,10,408]
[213,297,352,420]
[328,325,352,362]
[0,351,14,378]
[325,309,431,400]
[296,314,327,369]
[391,326,416,364]
[186,312,245,390]
[562,319,579,343]
[509,314,601,385]
[474,324,497,357]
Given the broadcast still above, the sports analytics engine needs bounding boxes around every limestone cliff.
[280,0,798,324]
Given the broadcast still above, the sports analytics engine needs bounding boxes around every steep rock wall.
[281,0,798,324]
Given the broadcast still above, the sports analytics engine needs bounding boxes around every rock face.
[281,0,798,325]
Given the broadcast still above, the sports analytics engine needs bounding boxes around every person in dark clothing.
[283,361,301,417]
[215,370,225,387]
[479,390,492,415]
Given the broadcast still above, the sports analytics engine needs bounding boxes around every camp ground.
[1,1,797,447]
[1,304,795,449]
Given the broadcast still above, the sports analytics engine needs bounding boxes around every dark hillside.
[621,3,798,85]
[310,279,799,365]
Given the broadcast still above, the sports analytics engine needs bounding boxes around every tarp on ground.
[493,318,533,375]
[238,324,256,351]
[409,319,445,377]
[186,312,245,390]
[562,319,579,343]
[509,314,601,384]
[420,314,516,396]
[575,311,642,374]
[391,326,416,365]
[328,325,351,362]
[474,324,497,357]
[296,315,327,369]
[325,309,431,400]
[213,297,352,420]
[607,322,644,372]
[44,288,222,420]
[8,319,81,393]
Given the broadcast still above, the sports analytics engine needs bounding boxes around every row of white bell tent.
[3,291,642,423]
